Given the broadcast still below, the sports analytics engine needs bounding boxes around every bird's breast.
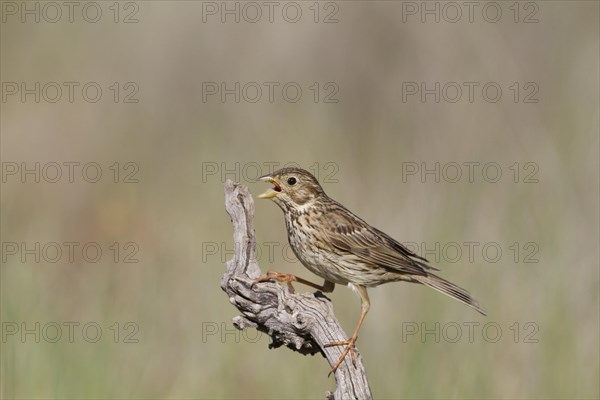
[284,212,349,284]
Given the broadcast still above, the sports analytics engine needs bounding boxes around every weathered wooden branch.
[221,180,372,400]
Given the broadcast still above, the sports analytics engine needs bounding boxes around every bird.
[255,167,485,374]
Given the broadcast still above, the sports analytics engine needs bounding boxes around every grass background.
[1,1,599,399]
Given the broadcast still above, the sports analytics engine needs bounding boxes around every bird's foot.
[324,336,358,376]
[254,271,297,293]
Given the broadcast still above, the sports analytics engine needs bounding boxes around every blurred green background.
[1,1,598,399]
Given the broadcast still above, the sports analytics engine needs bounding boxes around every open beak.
[257,176,283,199]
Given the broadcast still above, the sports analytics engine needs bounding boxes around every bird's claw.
[324,337,359,376]
[254,271,296,293]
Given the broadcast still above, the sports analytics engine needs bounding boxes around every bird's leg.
[255,271,335,294]
[325,285,370,375]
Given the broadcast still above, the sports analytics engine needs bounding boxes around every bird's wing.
[324,203,437,276]
[371,226,431,264]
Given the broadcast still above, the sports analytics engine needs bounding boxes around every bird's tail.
[413,273,486,315]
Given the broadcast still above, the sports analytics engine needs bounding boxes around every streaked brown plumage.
[256,167,485,373]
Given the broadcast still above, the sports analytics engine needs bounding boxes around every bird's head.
[257,167,326,210]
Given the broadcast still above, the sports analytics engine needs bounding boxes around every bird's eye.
[287,177,297,185]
